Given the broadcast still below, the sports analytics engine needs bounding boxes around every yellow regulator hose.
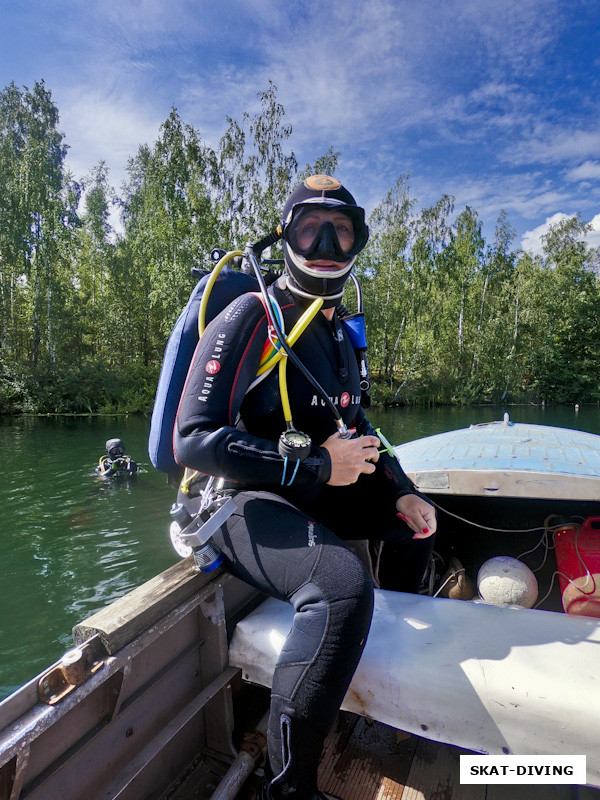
[198,250,243,336]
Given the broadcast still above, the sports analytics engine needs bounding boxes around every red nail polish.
[422,528,429,534]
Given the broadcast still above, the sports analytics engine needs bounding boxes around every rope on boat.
[427,497,579,534]
[421,504,598,607]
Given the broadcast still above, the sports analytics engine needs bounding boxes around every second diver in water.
[95,438,139,478]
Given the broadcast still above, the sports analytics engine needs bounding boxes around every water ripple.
[1,415,177,699]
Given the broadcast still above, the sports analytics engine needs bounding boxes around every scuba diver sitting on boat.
[173,175,437,800]
[95,438,139,478]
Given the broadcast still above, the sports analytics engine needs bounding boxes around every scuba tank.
[148,267,259,475]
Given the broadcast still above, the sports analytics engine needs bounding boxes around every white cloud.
[520,212,600,255]
[508,125,600,168]
[425,82,537,147]
[57,86,163,188]
[587,214,600,249]
[520,213,573,255]
[263,0,556,150]
[566,161,600,182]
[59,0,209,49]
[415,169,572,227]
[456,0,559,75]
[260,0,413,141]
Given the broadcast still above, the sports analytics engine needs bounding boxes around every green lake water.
[2,404,599,699]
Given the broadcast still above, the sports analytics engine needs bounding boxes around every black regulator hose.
[246,242,350,436]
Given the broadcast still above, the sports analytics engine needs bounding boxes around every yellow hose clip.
[179,468,202,495]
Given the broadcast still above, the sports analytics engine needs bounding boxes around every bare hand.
[322,432,380,486]
[396,494,437,539]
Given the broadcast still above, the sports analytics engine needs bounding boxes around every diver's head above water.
[280,175,369,308]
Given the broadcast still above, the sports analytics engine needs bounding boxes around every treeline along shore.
[2,80,600,414]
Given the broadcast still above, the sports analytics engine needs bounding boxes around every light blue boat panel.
[395,421,600,479]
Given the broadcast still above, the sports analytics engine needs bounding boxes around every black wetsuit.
[175,277,433,800]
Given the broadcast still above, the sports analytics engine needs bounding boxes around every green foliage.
[363,193,600,406]
[0,362,160,414]
[215,81,298,245]
[0,365,26,413]
[2,78,600,413]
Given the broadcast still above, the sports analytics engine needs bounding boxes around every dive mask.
[280,175,370,306]
[283,202,368,263]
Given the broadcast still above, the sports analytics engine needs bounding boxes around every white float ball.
[477,556,538,608]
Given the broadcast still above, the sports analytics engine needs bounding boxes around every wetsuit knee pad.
[273,548,374,679]
[304,541,374,611]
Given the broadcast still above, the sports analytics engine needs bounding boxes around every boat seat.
[229,588,600,786]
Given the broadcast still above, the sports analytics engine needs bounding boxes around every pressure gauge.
[278,428,312,462]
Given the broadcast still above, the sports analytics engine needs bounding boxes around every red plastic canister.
[554,517,600,617]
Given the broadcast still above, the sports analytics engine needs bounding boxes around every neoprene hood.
[281,175,369,307]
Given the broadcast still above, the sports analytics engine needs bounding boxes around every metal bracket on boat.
[180,496,237,550]
[37,638,105,705]
[199,582,227,627]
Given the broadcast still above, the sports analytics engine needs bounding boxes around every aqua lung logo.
[310,392,360,407]
[198,332,226,402]
[307,521,316,547]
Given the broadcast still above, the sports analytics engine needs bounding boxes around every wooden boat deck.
[318,712,594,800]
[166,703,600,800]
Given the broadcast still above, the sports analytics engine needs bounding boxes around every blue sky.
[2,0,600,254]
